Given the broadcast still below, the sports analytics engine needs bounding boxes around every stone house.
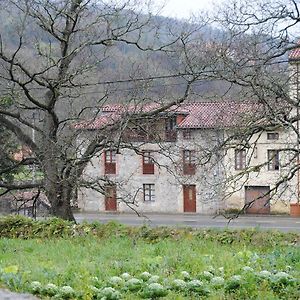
[76,97,298,215]
[76,45,300,215]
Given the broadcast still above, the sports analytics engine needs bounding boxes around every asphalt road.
[74,213,300,232]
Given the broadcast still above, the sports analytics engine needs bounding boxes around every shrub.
[225,275,243,292]
[256,270,272,280]
[125,278,143,291]
[42,283,59,296]
[120,273,131,281]
[140,283,168,299]
[148,275,160,283]
[201,271,214,281]
[108,276,124,288]
[59,286,76,299]
[171,279,186,291]
[98,287,122,300]
[29,281,42,294]
[211,276,225,288]
[180,271,190,281]
[140,272,152,281]
[187,279,210,296]
[0,216,299,249]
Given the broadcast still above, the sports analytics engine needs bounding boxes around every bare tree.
[206,0,300,214]
[0,0,211,220]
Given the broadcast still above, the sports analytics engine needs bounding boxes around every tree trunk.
[50,198,76,222]
[44,178,76,222]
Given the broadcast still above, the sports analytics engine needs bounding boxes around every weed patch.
[0,216,299,299]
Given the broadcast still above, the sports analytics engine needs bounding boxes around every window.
[268,150,280,170]
[104,150,117,174]
[165,116,177,141]
[142,151,154,174]
[183,150,196,175]
[143,184,155,202]
[267,132,279,140]
[165,116,176,131]
[183,130,192,140]
[235,149,246,170]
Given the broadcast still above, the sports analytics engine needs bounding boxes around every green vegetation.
[0,216,299,299]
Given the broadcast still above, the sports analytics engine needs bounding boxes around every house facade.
[77,99,298,215]
[77,47,300,215]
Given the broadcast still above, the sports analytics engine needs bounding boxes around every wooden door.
[183,185,196,212]
[105,185,117,211]
[245,186,270,214]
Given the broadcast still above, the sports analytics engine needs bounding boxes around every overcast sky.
[154,0,221,19]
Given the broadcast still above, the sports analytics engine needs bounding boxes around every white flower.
[211,276,225,287]
[108,276,124,287]
[274,271,290,278]
[202,271,214,280]
[120,272,131,280]
[90,286,100,294]
[148,275,160,283]
[187,280,209,295]
[242,266,254,273]
[29,281,42,294]
[187,279,203,290]
[225,275,243,291]
[140,271,152,281]
[207,265,215,273]
[99,287,122,300]
[125,278,143,291]
[230,275,242,282]
[60,286,75,299]
[257,270,272,279]
[272,271,294,284]
[172,279,186,290]
[141,283,168,298]
[43,283,58,296]
[147,282,164,290]
[285,265,292,272]
[181,271,190,280]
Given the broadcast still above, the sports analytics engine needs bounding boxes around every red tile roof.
[73,112,120,129]
[289,41,300,61]
[177,101,261,129]
[102,102,189,114]
[74,101,267,130]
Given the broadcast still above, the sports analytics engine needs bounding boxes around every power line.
[80,58,290,86]
[2,58,291,96]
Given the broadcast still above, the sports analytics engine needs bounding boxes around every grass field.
[0,217,299,299]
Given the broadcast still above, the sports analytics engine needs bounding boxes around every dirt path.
[0,289,38,300]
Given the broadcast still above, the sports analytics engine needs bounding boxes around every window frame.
[165,116,177,131]
[235,149,246,170]
[183,149,196,175]
[183,130,192,140]
[143,184,155,202]
[104,150,117,174]
[183,150,195,164]
[268,149,280,171]
[267,132,279,140]
[104,150,116,163]
[142,151,155,174]
[142,151,154,164]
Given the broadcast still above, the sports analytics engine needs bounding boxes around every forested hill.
[0,3,238,104]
